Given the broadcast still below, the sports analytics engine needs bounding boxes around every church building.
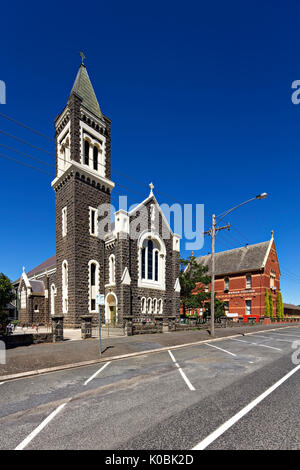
[15,61,181,328]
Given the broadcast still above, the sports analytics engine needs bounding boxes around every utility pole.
[205,217,230,337]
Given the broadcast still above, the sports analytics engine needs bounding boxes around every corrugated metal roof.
[196,241,270,276]
[70,64,102,118]
[29,280,45,294]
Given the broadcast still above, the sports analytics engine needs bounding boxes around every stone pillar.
[81,315,93,339]
[154,316,163,333]
[168,317,176,331]
[124,320,133,336]
[51,315,64,342]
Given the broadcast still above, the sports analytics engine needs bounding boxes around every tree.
[264,289,270,317]
[276,291,284,320]
[203,297,225,320]
[179,255,211,316]
[269,290,274,318]
[0,273,15,334]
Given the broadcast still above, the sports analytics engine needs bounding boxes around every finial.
[271,229,274,239]
[79,51,86,65]
[149,182,154,196]
[22,266,25,273]
[192,251,194,257]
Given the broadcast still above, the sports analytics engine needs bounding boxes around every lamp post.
[206,193,267,337]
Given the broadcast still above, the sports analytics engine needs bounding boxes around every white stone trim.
[138,231,166,290]
[62,260,68,314]
[105,292,118,323]
[121,267,131,285]
[88,260,100,313]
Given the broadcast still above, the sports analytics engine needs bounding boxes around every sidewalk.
[1,323,299,380]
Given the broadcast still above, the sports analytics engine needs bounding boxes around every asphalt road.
[0,326,299,450]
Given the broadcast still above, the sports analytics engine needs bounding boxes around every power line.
[0,143,55,168]
[0,152,53,176]
[0,113,189,206]
[0,130,53,157]
[0,112,55,142]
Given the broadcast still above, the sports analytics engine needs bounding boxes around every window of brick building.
[84,139,89,165]
[62,206,67,237]
[89,207,97,236]
[246,274,252,289]
[246,299,251,315]
[224,277,229,291]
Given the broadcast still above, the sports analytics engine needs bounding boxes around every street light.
[205,193,267,337]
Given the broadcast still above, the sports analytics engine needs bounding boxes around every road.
[0,326,299,450]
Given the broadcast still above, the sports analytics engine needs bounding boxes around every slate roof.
[29,280,45,294]
[196,240,271,276]
[70,64,102,118]
[27,254,56,278]
[283,303,300,311]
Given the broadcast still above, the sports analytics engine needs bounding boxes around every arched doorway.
[105,293,118,325]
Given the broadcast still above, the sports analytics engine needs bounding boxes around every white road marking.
[272,332,300,338]
[192,363,300,450]
[0,382,4,386]
[168,350,195,391]
[205,342,237,357]
[84,361,111,386]
[250,334,293,343]
[230,338,282,351]
[15,402,67,450]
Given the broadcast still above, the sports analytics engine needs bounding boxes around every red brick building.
[193,232,280,318]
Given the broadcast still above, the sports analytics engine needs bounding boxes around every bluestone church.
[16,61,181,327]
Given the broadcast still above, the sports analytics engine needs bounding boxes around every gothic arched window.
[93,146,98,171]
[62,260,68,313]
[109,254,115,285]
[84,140,90,165]
[89,260,99,312]
[141,239,160,281]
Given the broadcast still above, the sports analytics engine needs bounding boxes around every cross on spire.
[79,51,86,65]
[149,182,154,195]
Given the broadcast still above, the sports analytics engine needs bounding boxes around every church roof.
[70,64,102,118]
[27,254,56,278]
[196,240,272,276]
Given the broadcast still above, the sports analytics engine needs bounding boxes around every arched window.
[50,284,56,316]
[141,240,161,282]
[224,277,229,291]
[20,287,26,309]
[147,298,152,314]
[153,298,157,314]
[141,297,146,314]
[89,260,99,312]
[109,254,115,285]
[93,146,98,171]
[84,140,89,165]
[158,299,163,314]
[62,260,68,313]
[139,233,166,289]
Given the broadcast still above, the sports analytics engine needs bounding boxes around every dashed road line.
[192,364,300,450]
[205,342,237,357]
[84,362,111,386]
[230,338,282,351]
[168,350,195,391]
[15,402,68,450]
[272,332,300,338]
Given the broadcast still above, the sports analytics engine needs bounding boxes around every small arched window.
[158,299,163,314]
[84,140,89,165]
[141,297,146,314]
[153,298,157,314]
[62,260,68,313]
[93,146,98,171]
[224,277,229,291]
[89,260,99,312]
[109,254,115,284]
[147,298,152,314]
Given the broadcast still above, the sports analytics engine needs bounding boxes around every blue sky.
[1,0,300,303]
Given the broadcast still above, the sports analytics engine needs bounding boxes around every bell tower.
[52,57,114,327]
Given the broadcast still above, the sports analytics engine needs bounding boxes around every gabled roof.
[27,254,56,278]
[70,64,102,118]
[196,240,272,276]
[29,279,45,294]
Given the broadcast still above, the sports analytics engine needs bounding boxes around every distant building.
[283,303,300,317]
[192,232,280,317]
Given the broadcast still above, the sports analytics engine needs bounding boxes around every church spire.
[70,56,102,118]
